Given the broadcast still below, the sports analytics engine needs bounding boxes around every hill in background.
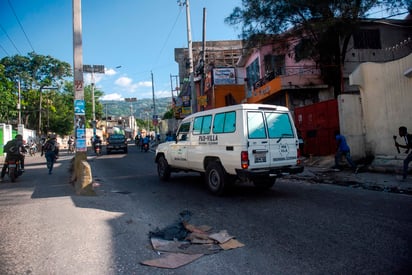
[101,97,173,120]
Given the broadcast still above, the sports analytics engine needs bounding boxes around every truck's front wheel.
[205,162,227,196]
[157,155,171,181]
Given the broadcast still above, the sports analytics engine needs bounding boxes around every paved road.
[1,145,411,274]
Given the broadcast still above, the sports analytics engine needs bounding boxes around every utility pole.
[170,74,179,100]
[17,79,21,125]
[200,7,207,111]
[73,0,86,152]
[151,71,158,134]
[183,0,196,114]
[151,71,156,118]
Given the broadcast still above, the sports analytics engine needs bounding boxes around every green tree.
[0,64,16,123]
[0,52,72,133]
[225,0,410,95]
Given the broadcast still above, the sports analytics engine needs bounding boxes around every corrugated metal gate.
[294,99,339,156]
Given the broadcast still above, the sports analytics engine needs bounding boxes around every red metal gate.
[294,99,339,156]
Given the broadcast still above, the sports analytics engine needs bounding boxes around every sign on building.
[213,68,236,85]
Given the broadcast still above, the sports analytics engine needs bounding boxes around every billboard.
[213,68,236,85]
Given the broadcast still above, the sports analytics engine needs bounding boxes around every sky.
[0,0,242,101]
[1,1,408,102]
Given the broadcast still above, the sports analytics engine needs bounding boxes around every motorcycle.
[29,143,38,156]
[143,142,149,152]
[94,142,102,156]
[68,143,75,154]
[5,158,23,182]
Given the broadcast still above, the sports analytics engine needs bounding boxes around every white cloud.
[137,81,152,88]
[100,93,123,101]
[105,68,117,76]
[83,73,104,85]
[115,76,133,87]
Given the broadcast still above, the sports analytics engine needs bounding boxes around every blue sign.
[76,139,87,152]
[74,100,85,115]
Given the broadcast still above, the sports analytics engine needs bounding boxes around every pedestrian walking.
[333,130,357,172]
[394,126,412,181]
[41,135,59,175]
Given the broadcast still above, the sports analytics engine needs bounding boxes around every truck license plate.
[254,152,266,163]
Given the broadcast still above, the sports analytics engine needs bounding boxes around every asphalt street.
[0,147,411,274]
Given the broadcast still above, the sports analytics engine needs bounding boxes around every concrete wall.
[349,53,412,156]
[337,94,365,159]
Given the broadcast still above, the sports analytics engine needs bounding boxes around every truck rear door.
[264,111,298,168]
[247,111,270,169]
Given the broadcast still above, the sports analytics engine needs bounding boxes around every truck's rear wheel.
[205,162,227,196]
[157,156,171,181]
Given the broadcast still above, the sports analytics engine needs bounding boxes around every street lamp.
[83,64,104,139]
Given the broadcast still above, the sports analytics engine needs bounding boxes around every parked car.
[155,103,304,195]
[106,134,128,154]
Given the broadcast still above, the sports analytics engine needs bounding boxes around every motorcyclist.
[141,135,150,152]
[93,135,102,152]
[67,136,74,152]
[1,134,25,182]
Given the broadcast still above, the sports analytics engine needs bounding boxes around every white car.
[155,104,303,195]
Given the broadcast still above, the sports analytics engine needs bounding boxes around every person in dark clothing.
[1,134,25,181]
[395,126,412,181]
[41,135,59,175]
[333,130,357,172]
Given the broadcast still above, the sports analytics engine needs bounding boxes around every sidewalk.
[299,155,412,195]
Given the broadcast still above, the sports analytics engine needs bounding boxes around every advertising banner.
[213,68,236,85]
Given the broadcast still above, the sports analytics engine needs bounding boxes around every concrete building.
[348,53,412,158]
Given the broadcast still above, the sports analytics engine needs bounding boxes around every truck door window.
[177,122,190,141]
[193,115,212,135]
[247,111,267,139]
[265,112,294,138]
[213,111,236,133]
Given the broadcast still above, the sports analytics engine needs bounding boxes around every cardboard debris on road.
[141,211,244,269]
[208,230,234,244]
[219,238,245,250]
[150,238,221,255]
[141,253,203,269]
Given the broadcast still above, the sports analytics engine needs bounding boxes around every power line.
[0,43,10,56]
[153,5,184,69]
[0,23,22,55]
[7,0,35,52]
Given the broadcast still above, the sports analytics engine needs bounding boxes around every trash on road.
[141,210,244,269]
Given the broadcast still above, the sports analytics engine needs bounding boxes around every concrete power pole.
[72,0,86,152]
[185,0,196,114]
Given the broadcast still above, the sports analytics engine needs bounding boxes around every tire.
[253,178,276,190]
[205,162,227,196]
[157,156,171,181]
[9,167,16,182]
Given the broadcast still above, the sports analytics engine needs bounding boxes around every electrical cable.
[0,23,22,55]
[0,43,10,56]
[153,5,184,69]
[7,0,35,52]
